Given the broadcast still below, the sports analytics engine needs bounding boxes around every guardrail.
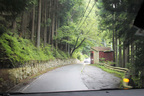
[96,63,132,88]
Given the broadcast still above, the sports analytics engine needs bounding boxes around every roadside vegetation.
[92,64,125,79]
[0,32,67,68]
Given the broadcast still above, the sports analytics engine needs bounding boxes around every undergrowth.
[72,51,85,61]
[0,32,69,68]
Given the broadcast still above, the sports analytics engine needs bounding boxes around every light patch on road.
[81,65,121,90]
[81,64,86,72]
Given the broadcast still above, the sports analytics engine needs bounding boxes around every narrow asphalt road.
[81,65,121,90]
[14,64,121,93]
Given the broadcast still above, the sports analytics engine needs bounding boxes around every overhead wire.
[73,0,92,33]
[73,1,97,46]
[73,23,95,49]
[74,22,95,48]
[76,0,91,26]
[76,1,97,31]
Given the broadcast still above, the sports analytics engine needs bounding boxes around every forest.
[0,0,144,87]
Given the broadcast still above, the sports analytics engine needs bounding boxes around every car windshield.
[0,0,144,93]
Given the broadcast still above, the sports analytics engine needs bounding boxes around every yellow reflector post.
[123,78,129,83]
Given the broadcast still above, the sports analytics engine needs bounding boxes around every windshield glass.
[0,0,144,93]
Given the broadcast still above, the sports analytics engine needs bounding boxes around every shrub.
[52,48,69,59]
[72,51,85,61]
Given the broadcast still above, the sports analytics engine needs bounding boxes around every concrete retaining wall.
[0,59,80,92]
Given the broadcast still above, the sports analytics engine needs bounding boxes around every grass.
[91,64,125,88]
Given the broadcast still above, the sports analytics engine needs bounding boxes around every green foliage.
[55,0,102,56]
[0,32,55,67]
[133,76,142,88]
[57,0,85,26]
[52,48,69,60]
[99,58,105,63]
[58,50,69,59]
[72,51,85,61]
[56,22,77,40]
[43,46,54,59]
[106,61,116,66]
[0,78,3,82]
[52,48,62,59]
[46,18,51,26]
[0,24,6,36]
[83,54,89,58]
[92,64,125,78]
[0,0,32,17]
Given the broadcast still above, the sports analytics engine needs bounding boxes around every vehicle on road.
[84,58,90,64]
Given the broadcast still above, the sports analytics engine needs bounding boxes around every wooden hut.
[90,47,114,64]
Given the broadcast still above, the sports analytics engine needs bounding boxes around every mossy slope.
[0,32,69,68]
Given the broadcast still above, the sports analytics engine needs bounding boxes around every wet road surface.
[81,65,121,90]
[14,64,120,92]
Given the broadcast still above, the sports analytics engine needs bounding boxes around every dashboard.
[1,89,144,96]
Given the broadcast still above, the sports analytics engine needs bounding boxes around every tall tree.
[119,39,122,67]
[37,0,41,48]
[21,12,27,38]
[44,0,48,46]
[31,5,35,41]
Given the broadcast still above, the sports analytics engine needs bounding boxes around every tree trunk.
[119,39,122,67]
[12,19,17,32]
[21,12,27,38]
[51,0,55,49]
[131,43,134,65]
[115,37,118,66]
[41,0,46,43]
[127,45,130,63]
[55,17,58,49]
[44,0,47,47]
[112,29,115,62]
[70,38,86,56]
[48,27,51,44]
[123,42,125,68]
[130,42,136,75]
[37,0,42,48]
[48,0,51,44]
[125,46,128,68]
[68,37,70,55]
[31,5,35,41]
[112,13,115,62]
[55,0,58,49]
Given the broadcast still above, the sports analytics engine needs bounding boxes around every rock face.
[0,59,80,92]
